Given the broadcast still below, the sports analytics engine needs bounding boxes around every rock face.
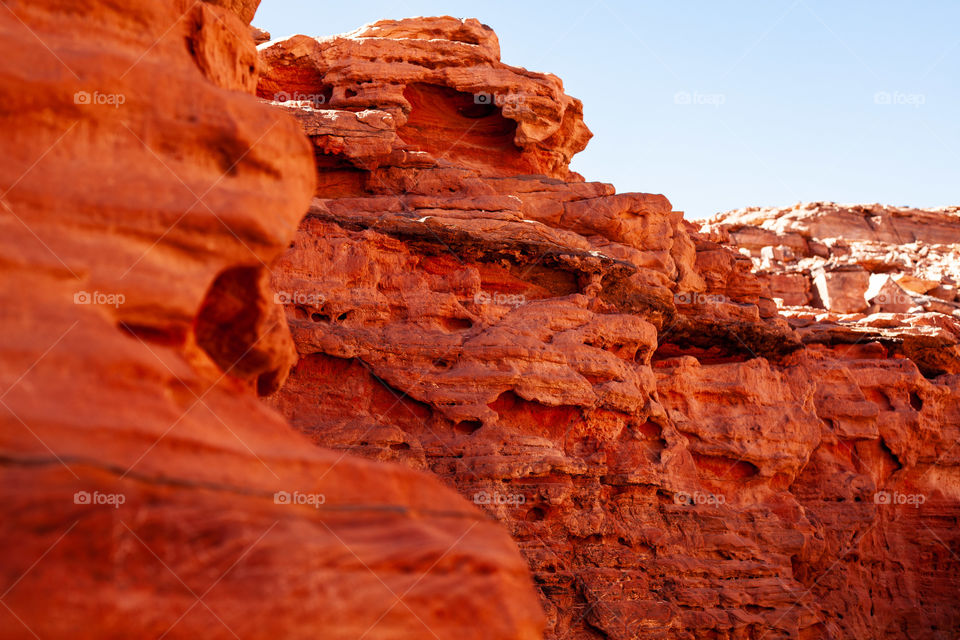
[261,17,960,640]
[257,16,592,182]
[703,203,960,377]
[0,3,544,639]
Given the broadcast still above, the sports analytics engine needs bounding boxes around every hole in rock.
[441,316,474,332]
[256,370,283,397]
[433,357,454,369]
[454,420,483,435]
[652,342,751,365]
[397,83,527,175]
[633,420,663,439]
[655,489,675,504]
[389,442,411,451]
[909,391,923,411]
[312,153,367,198]
[195,265,266,377]
[311,312,331,323]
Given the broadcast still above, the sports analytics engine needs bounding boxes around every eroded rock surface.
[257,16,592,181]
[0,4,544,639]
[704,203,960,377]
[262,17,960,640]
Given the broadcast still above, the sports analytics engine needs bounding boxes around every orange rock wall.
[262,17,960,640]
[0,4,544,639]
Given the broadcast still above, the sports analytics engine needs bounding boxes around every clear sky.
[253,0,959,219]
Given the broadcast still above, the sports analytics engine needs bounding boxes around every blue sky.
[254,0,959,219]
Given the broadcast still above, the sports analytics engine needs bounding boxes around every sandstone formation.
[260,17,960,639]
[0,3,543,639]
[257,16,592,182]
[703,203,960,377]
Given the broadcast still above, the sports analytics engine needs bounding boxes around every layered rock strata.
[0,4,544,639]
[261,17,960,640]
[703,203,960,377]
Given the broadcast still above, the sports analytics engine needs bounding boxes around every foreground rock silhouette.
[0,3,544,639]
[260,17,960,639]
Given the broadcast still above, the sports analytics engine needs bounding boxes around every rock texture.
[0,3,544,639]
[262,17,960,640]
[257,16,592,182]
[703,203,960,377]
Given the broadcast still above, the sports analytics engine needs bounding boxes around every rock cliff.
[4,4,958,638]
[703,202,960,377]
[0,4,543,639]
[261,17,960,640]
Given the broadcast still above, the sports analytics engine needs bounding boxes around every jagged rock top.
[702,201,960,374]
[257,16,592,179]
[706,201,960,245]
[343,16,502,59]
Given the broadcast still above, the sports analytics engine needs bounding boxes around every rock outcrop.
[257,16,591,182]
[261,17,960,639]
[0,3,544,639]
[703,203,960,377]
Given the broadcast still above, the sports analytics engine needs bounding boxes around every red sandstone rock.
[0,4,544,639]
[705,203,960,376]
[812,266,871,313]
[262,18,960,640]
[257,16,592,181]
